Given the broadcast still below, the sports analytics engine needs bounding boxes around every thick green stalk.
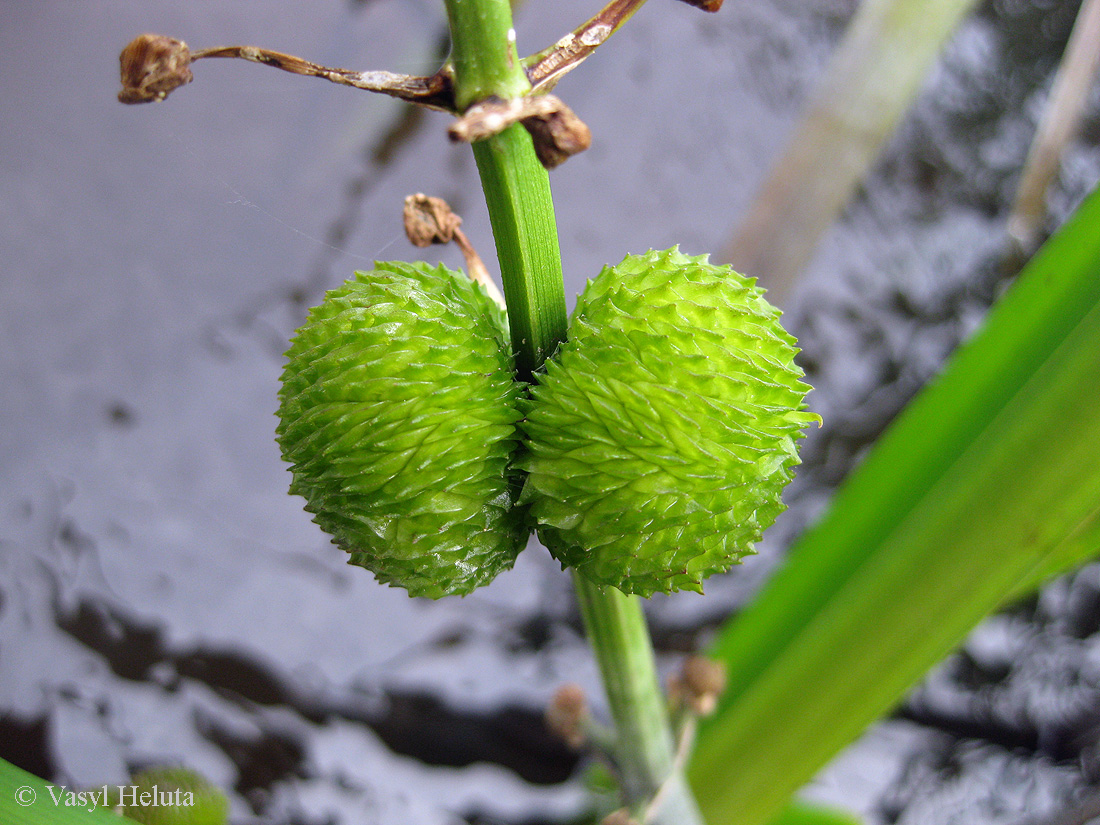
[574,577,673,803]
[471,130,568,378]
[441,1,701,822]
[445,0,530,110]
[443,0,567,378]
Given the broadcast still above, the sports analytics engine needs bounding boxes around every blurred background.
[2,1,1099,823]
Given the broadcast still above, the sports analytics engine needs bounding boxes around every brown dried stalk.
[118,0,722,168]
[118,33,455,111]
[524,0,723,93]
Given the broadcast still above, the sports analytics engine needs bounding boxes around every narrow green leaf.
[689,184,1100,825]
[768,799,865,825]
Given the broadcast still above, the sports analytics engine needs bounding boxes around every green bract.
[276,261,527,598]
[520,248,819,596]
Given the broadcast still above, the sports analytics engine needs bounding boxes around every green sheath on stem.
[574,575,674,802]
[575,574,704,823]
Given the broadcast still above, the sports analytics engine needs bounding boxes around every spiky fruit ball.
[277,261,527,598]
[520,248,819,596]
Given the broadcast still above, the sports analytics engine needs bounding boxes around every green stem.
[471,130,568,379]
[575,575,705,823]
[445,0,530,110]
[443,0,567,379]
[441,1,703,821]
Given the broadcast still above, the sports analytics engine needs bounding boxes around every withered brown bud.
[403,193,462,247]
[675,0,724,11]
[401,193,502,306]
[521,99,592,169]
[545,683,588,749]
[119,34,194,104]
[449,94,591,169]
[448,96,524,143]
[670,655,728,717]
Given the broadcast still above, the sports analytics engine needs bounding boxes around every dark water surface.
[2,1,1099,823]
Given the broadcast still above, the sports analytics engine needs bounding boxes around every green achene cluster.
[521,248,820,594]
[277,260,527,598]
[276,249,817,598]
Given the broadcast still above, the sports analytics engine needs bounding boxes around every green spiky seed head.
[277,261,527,598]
[520,248,819,596]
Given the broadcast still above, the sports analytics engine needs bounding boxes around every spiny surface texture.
[277,261,526,598]
[520,248,818,596]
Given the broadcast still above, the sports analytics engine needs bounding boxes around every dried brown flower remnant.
[118,34,193,104]
[403,194,463,247]
[522,99,592,169]
[675,0,724,11]
[668,655,727,716]
[449,95,591,169]
[545,683,589,749]
[402,194,503,306]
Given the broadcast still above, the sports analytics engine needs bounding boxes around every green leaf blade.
[689,185,1100,825]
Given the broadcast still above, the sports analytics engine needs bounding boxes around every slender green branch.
[1007,0,1100,252]
[575,575,705,823]
[574,575,673,803]
[720,0,980,302]
[442,2,702,821]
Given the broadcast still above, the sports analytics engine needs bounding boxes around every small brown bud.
[545,683,588,749]
[675,0,724,11]
[118,34,194,104]
[402,194,503,306]
[403,193,462,247]
[449,94,591,169]
[521,98,592,169]
[673,655,727,716]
